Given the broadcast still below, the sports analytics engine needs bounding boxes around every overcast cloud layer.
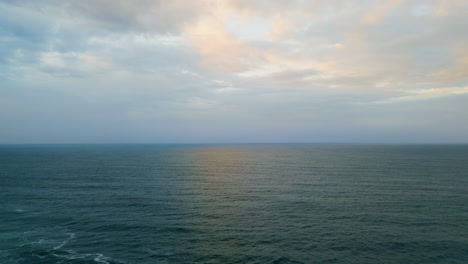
[1,0,467,143]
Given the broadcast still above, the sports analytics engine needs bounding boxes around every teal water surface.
[0,144,467,263]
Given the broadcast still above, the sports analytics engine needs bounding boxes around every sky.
[1,0,467,144]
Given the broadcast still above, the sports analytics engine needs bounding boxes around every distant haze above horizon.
[1,0,467,144]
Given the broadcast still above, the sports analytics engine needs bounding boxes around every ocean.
[0,144,467,263]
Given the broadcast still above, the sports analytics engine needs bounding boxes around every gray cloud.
[0,0,467,143]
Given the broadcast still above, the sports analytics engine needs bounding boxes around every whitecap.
[94,253,111,264]
[51,250,121,264]
[53,233,75,250]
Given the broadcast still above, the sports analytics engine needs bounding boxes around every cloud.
[429,43,468,84]
[0,0,467,143]
[38,51,112,77]
[267,14,295,41]
[376,86,468,103]
[184,16,263,72]
[361,0,407,25]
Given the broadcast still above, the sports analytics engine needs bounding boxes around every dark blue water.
[1,144,467,263]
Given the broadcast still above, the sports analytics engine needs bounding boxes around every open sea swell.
[1,144,467,263]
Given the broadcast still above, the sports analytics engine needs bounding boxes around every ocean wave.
[10,229,124,264]
[52,232,75,250]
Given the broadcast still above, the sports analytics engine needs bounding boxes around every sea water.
[0,144,467,263]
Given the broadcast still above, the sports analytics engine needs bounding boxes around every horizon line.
[1,142,467,145]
